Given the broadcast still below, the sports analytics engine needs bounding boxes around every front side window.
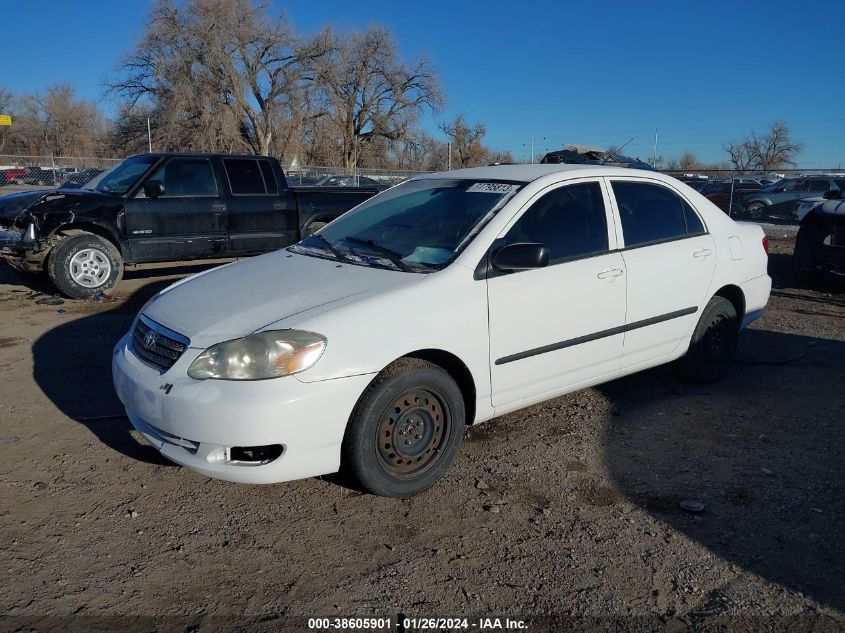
[503,182,609,263]
[290,178,523,271]
[612,181,704,248]
[147,158,218,197]
[84,154,158,195]
[224,158,267,195]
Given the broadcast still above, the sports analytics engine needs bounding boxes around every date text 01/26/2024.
[307,617,529,630]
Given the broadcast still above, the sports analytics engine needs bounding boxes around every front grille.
[131,315,190,371]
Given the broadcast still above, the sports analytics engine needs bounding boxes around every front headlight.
[187,330,326,380]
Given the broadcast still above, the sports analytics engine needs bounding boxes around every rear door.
[222,157,298,254]
[607,178,716,370]
[487,179,626,408]
[124,156,225,262]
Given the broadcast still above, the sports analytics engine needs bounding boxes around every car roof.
[418,164,661,183]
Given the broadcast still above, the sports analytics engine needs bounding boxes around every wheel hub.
[377,388,448,476]
[69,248,111,288]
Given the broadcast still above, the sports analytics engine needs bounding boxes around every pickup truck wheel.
[47,233,123,299]
[304,221,327,236]
[341,358,465,497]
[677,296,738,384]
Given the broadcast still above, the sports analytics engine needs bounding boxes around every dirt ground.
[1,234,843,632]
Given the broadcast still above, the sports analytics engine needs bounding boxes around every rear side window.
[224,158,270,195]
[504,181,608,263]
[149,158,218,197]
[612,181,704,247]
[258,160,278,194]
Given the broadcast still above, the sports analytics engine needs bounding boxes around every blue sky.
[1,0,843,166]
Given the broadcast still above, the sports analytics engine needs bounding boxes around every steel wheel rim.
[376,388,450,478]
[69,248,111,288]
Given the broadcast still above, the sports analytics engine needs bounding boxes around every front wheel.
[341,358,465,497]
[677,296,739,384]
[47,232,124,299]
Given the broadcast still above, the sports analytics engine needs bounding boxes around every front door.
[608,179,717,369]
[487,180,627,409]
[125,156,225,262]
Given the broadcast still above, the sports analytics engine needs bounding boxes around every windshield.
[289,178,523,272]
[83,155,158,194]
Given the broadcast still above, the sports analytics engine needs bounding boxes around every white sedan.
[112,165,771,496]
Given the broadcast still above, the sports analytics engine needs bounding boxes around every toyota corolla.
[112,165,771,497]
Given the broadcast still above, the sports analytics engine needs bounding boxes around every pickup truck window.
[146,158,218,197]
[84,154,158,195]
[224,158,273,195]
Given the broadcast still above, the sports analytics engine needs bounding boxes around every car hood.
[0,187,110,224]
[144,249,421,348]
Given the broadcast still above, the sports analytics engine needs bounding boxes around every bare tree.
[314,26,442,169]
[723,140,754,173]
[0,87,12,153]
[746,122,803,171]
[439,114,487,168]
[12,85,105,157]
[724,122,803,172]
[679,151,700,171]
[110,0,328,155]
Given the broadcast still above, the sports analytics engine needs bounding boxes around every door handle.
[597,268,624,280]
[693,249,713,259]
[212,202,227,213]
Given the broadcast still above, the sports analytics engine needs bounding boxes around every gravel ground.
[0,235,843,632]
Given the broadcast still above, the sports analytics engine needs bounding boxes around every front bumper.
[112,334,375,484]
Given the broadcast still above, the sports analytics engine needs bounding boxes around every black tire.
[304,221,328,236]
[47,232,123,299]
[746,202,767,221]
[341,358,465,497]
[677,296,739,384]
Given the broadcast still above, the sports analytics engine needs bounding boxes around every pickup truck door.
[124,156,226,262]
[221,157,298,255]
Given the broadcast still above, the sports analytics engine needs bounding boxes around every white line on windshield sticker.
[467,182,520,194]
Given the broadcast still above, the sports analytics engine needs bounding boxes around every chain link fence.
[663,169,845,226]
[3,155,843,228]
[0,155,123,192]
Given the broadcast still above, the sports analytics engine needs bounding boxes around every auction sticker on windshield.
[466,182,520,194]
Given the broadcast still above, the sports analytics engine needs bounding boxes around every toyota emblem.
[143,330,157,350]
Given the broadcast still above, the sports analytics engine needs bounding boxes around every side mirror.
[492,242,550,272]
[144,180,165,198]
[822,189,841,200]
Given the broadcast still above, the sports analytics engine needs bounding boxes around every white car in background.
[112,165,771,497]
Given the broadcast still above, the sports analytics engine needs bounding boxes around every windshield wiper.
[312,233,352,263]
[343,236,412,272]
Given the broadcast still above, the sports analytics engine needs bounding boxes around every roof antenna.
[601,137,634,165]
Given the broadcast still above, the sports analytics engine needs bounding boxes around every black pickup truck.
[0,153,383,298]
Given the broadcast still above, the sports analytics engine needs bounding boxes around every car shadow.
[598,327,845,612]
[30,282,177,467]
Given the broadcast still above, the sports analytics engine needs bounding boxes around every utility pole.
[531,138,534,164]
[652,128,658,168]
[147,117,152,153]
[447,142,451,170]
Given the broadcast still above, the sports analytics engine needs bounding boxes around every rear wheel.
[678,296,739,384]
[746,202,767,221]
[341,358,465,497]
[47,232,123,299]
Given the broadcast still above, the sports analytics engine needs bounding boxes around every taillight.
[762,236,769,254]
[705,193,717,201]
